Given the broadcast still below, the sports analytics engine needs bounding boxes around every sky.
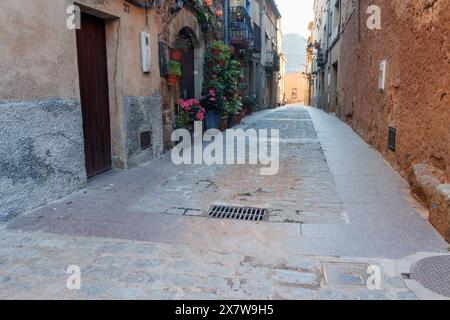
[276,0,314,38]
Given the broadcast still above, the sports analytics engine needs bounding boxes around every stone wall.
[123,94,164,168]
[0,99,86,221]
[337,0,450,181]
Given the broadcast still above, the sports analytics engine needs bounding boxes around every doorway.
[76,13,112,178]
[179,29,195,100]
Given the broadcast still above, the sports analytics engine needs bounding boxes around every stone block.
[408,163,442,206]
[430,184,450,242]
[123,95,164,168]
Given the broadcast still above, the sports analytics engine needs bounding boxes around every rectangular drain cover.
[206,205,267,222]
[322,262,371,286]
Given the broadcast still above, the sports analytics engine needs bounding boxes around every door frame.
[75,4,125,174]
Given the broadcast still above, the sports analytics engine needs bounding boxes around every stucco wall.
[0,0,166,219]
[0,0,79,100]
[284,72,308,104]
[338,0,450,180]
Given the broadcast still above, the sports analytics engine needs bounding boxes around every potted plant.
[171,38,189,61]
[243,93,257,115]
[223,99,240,128]
[202,88,222,130]
[174,112,193,132]
[210,40,231,62]
[233,100,243,126]
[167,60,182,86]
[178,98,206,131]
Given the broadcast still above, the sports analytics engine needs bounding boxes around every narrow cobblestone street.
[0,106,448,300]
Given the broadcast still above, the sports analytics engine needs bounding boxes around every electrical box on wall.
[140,31,151,73]
[379,59,387,90]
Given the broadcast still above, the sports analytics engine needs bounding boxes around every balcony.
[229,6,253,50]
[264,51,280,72]
[316,50,327,67]
[249,23,262,52]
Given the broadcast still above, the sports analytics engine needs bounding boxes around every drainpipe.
[224,0,229,44]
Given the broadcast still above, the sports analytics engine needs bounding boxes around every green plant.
[167,60,182,77]
[243,93,257,106]
[174,112,192,129]
[185,0,213,32]
[210,40,231,61]
[223,99,243,116]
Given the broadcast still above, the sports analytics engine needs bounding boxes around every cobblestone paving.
[133,108,346,224]
[1,106,448,300]
[0,225,431,300]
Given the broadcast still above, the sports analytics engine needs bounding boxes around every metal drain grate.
[206,205,267,221]
[322,262,372,286]
[410,255,450,297]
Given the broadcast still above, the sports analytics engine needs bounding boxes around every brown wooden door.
[76,13,112,178]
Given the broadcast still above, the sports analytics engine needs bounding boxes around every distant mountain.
[283,33,307,74]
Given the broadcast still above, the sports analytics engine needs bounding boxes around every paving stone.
[271,270,318,287]
[0,106,446,300]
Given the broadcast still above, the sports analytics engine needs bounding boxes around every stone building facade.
[337,0,449,180]
[229,0,282,110]
[310,0,341,113]
[309,0,450,240]
[0,0,224,219]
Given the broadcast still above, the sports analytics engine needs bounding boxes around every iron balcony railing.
[229,6,253,49]
[316,49,327,66]
[264,51,280,72]
[250,23,262,52]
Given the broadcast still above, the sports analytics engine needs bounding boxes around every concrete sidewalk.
[0,105,448,300]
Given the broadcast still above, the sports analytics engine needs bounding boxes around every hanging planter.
[171,37,189,62]
[167,74,179,86]
[170,49,183,62]
[167,60,182,87]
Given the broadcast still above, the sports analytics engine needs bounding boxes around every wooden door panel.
[76,13,112,178]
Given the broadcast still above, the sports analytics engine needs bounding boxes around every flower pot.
[220,116,228,131]
[204,111,220,130]
[170,49,183,62]
[227,113,234,128]
[167,74,178,86]
[244,105,253,115]
[233,112,242,125]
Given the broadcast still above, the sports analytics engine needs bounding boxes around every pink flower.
[196,113,205,121]
[208,89,216,97]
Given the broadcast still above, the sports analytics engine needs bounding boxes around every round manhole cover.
[410,255,450,297]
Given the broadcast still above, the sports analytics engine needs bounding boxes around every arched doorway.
[177,28,195,100]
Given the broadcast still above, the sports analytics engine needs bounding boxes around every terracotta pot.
[170,49,183,62]
[233,112,242,126]
[167,74,178,86]
[244,105,253,115]
[220,116,228,131]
